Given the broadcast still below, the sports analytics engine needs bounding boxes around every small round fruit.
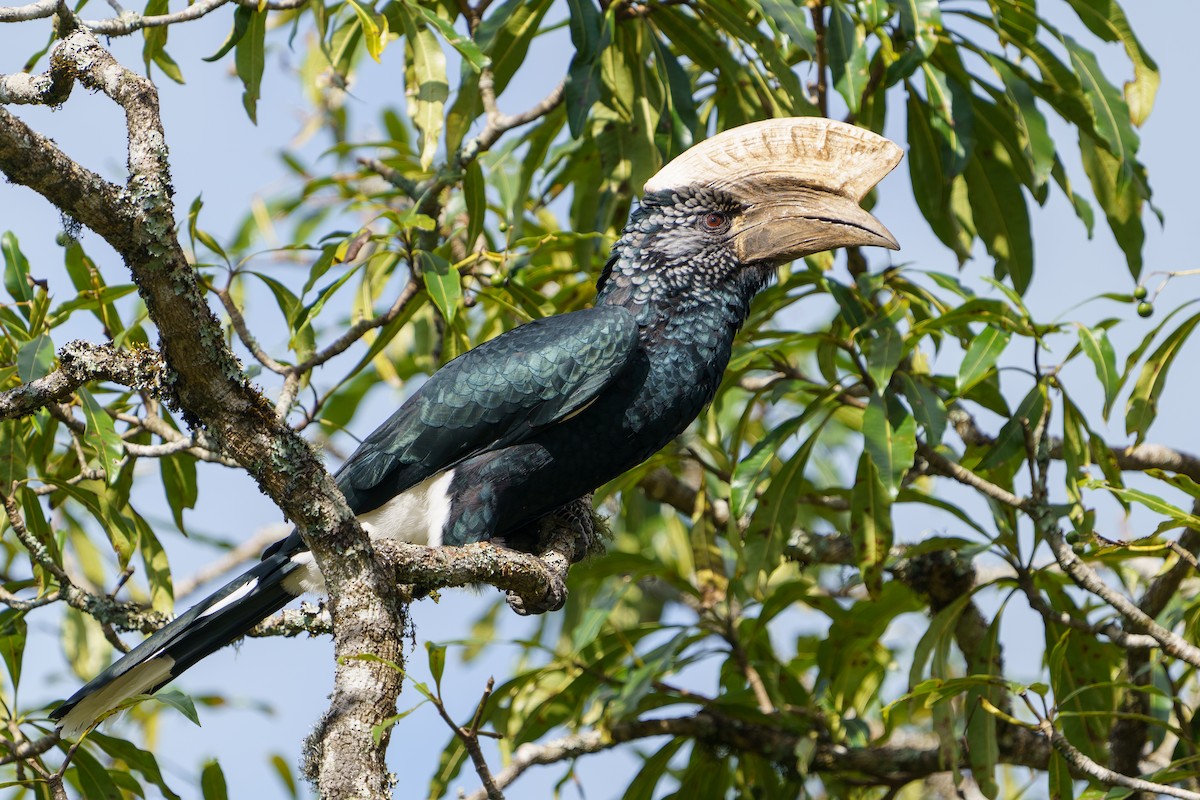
[1137,301,1154,318]
[1065,530,1080,545]
[1133,285,1148,300]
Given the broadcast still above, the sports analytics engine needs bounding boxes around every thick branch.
[463,710,1050,800]
[0,31,404,798]
[0,43,75,105]
[0,341,165,420]
[0,0,57,22]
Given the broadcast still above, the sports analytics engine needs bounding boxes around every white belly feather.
[281,470,455,596]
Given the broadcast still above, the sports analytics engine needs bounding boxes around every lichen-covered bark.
[0,31,405,798]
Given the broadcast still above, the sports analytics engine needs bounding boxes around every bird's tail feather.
[50,551,302,738]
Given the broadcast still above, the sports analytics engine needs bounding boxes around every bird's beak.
[729,185,900,265]
[644,117,903,264]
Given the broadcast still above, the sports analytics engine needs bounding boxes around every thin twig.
[431,678,504,800]
[1045,526,1200,669]
[215,287,290,375]
[917,442,1025,509]
[1040,719,1200,800]
[79,0,307,35]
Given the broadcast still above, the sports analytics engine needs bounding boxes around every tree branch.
[462,709,1051,800]
[1042,719,1200,800]
[0,30,405,798]
[1045,526,1200,668]
[0,0,57,23]
[0,341,166,420]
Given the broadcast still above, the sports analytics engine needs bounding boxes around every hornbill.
[51,117,901,738]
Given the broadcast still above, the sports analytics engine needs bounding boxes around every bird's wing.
[335,304,639,510]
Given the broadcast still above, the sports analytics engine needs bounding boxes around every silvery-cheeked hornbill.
[51,117,902,738]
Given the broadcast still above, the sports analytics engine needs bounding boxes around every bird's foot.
[505,580,567,616]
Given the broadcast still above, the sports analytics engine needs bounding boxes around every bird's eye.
[700,212,729,232]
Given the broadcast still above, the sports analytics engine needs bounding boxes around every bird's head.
[599,118,902,306]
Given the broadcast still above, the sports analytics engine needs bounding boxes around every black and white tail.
[50,548,305,738]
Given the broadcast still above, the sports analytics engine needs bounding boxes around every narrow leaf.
[1075,324,1118,417]
[1125,311,1200,443]
[862,394,917,498]
[234,10,266,123]
[957,327,1011,394]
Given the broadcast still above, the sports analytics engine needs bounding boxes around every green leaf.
[909,592,974,688]
[964,150,1033,295]
[862,393,917,498]
[398,5,448,170]
[1078,132,1147,281]
[142,0,184,84]
[348,0,389,62]
[475,0,553,95]
[864,324,903,394]
[957,326,1011,394]
[899,373,947,447]
[66,745,122,800]
[463,161,486,248]
[0,610,26,694]
[152,689,201,726]
[234,10,266,123]
[748,401,836,537]
[186,195,229,262]
[160,451,198,533]
[79,388,124,485]
[851,452,892,596]
[203,5,252,62]
[16,333,54,383]
[570,583,626,652]
[729,411,806,520]
[268,753,299,799]
[825,278,869,330]
[760,0,816,58]
[1076,324,1118,417]
[1065,36,1138,160]
[827,0,869,113]
[1051,156,1095,237]
[419,251,462,323]
[921,64,971,178]
[621,737,685,800]
[403,0,485,71]
[975,383,1047,472]
[426,641,446,692]
[1086,480,1200,531]
[989,58,1054,188]
[564,0,609,137]
[1063,0,1158,126]
[371,700,429,744]
[136,515,174,614]
[905,89,973,261]
[2,231,32,306]
[90,732,181,800]
[965,610,1004,799]
[898,0,942,59]
[200,759,228,800]
[1126,311,1200,443]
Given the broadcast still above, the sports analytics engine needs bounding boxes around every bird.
[50,117,902,738]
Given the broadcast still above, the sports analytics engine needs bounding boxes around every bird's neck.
[596,238,770,333]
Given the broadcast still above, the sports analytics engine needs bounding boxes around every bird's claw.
[506,581,567,616]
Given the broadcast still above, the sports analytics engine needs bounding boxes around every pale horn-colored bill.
[643,117,903,203]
